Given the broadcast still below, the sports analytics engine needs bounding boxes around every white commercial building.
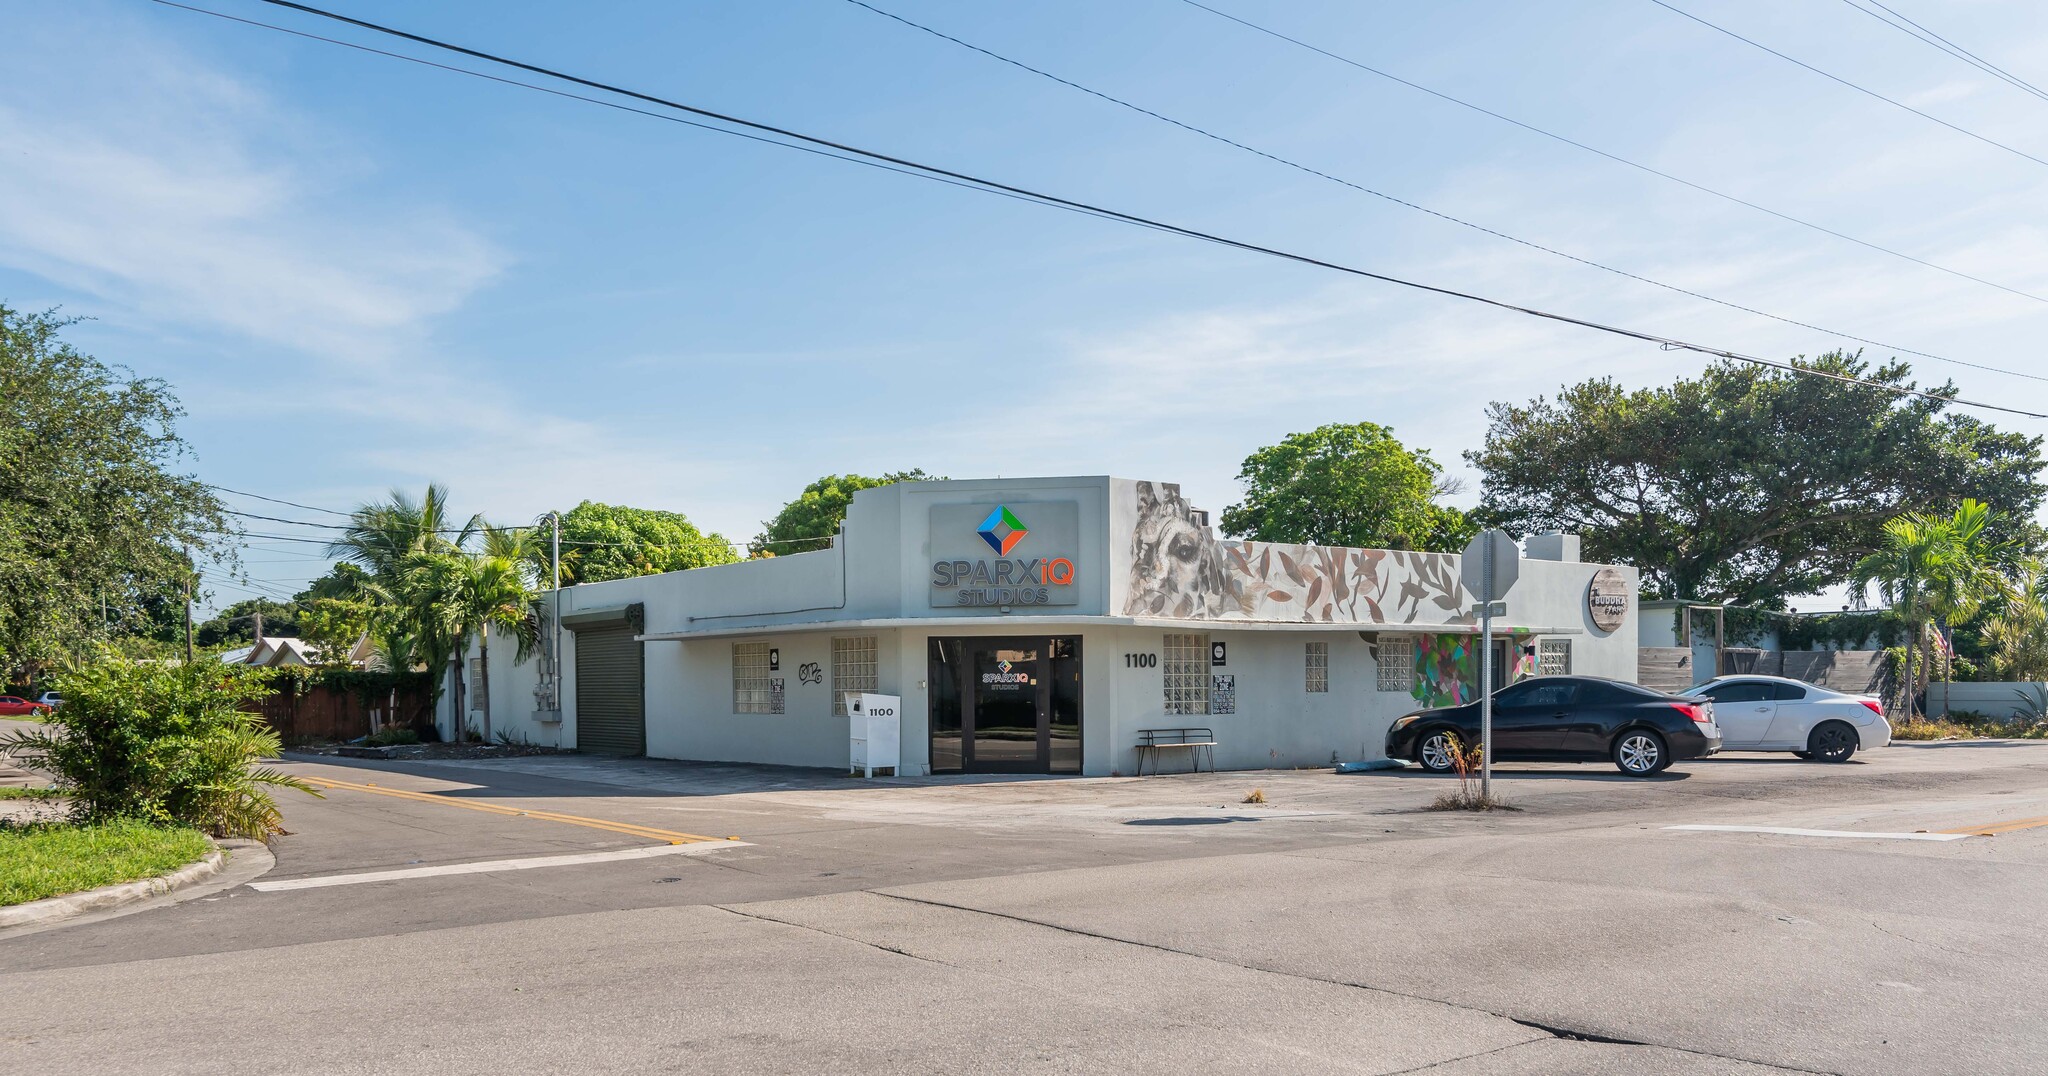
[454,476,1639,775]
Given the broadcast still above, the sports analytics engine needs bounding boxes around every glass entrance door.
[928,636,1082,774]
[969,641,1043,770]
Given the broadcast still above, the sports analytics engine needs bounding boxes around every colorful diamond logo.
[998,659,1014,674]
[977,505,1027,555]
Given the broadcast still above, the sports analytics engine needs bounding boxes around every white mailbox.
[848,692,901,778]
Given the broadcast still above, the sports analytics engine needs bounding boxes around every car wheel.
[1612,729,1666,776]
[1807,722,1858,763]
[1416,730,1456,773]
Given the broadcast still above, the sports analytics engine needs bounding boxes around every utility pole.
[183,572,195,666]
[550,511,563,712]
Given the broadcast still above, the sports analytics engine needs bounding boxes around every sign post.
[1460,530,1520,798]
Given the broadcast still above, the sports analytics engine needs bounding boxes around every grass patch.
[1892,718,1975,740]
[1895,716,2048,741]
[362,728,421,748]
[1242,788,1266,804]
[1426,789,1523,812]
[0,820,212,906]
[0,787,60,800]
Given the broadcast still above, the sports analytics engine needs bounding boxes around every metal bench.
[1134,727,1217,776]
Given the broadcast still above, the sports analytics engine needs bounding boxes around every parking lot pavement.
[5,742,2048,1074]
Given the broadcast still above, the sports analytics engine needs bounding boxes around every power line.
[224,508,355,530]
[217,507,820,550]
[153,0,2046,419]
[205,482,355,516]
[211,530,340,546]
[1837,0,2048,104]
[1175,0,2048,308]
[146,0,1173,244]
[1647,0,2048,169]
[846,0,2048,386]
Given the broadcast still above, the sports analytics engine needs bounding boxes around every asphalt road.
[4,740,2047,1074]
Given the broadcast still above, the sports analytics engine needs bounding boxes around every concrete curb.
[0,839,238,931]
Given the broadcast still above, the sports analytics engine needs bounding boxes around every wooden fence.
[253,682,435,743]
[1639,647,1890,701]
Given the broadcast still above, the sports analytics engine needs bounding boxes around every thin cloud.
[0,8,502,368]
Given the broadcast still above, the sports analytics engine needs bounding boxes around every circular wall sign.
[1585,568,1630,633]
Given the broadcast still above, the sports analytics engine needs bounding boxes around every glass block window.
[1305,641,1329,693]
[1377,635,1415,692]
[1539,638,1572,676]
[1163,633,1210,716]
[733,642,774,714]
[832,635,878,716]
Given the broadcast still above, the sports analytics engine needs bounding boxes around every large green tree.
[1220,423,1475,552]
[0,306,229,682]
[752,470,941,556]
[1467,353,2046,605]
[295,561,372,602]
[548,501,737,584]
[195,598,301,648]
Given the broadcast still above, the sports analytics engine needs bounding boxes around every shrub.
[2014,685,2048,725]
[363,727,420,747]
[1426,731,1518,812]
[0,662,319,839]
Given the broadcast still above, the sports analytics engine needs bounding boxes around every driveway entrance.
[928,636,1082,774]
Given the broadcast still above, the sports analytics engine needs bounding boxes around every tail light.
[1860,699,1885,717]
[1669,702,1711,723]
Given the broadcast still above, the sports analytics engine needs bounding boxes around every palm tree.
[326,485,485,733]
[327,484,480,583]
[1984,562,2048,682]
[410,549,539,743]
[478,523,547,589]
[1851,499,2006,718]
[1920,500,2011,686]
[1852,515,1943,718]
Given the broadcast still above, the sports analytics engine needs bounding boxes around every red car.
[0,696,53,717]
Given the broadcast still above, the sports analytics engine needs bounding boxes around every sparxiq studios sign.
[929,502,1081,609]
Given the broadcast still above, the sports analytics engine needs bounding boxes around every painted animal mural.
[1122,480,1473,625]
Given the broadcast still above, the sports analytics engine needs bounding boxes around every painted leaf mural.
[1122,480,1476,625]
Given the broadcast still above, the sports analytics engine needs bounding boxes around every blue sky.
[6,0,2048,612]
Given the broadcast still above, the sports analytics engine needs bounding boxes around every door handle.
[1551,711,1568,718]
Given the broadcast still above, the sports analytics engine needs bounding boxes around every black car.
[1385,675,1723,776]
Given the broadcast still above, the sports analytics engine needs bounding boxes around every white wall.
[1097,626,1404,773]
[1928,681,2048,720]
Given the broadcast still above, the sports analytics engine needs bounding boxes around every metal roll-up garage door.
[573,620,645,756]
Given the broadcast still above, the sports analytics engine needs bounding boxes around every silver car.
[1679,675,1890,762]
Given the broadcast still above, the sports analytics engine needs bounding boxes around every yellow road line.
[302,776,726,846]
[1937,815,2048,837]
